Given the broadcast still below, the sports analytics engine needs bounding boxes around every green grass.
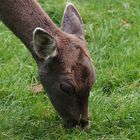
[0,0,140,139]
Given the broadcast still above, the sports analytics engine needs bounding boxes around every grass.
[0,0,140,139]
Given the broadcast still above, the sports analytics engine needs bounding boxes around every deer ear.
[33,27,57,60]
[61,3,84,38]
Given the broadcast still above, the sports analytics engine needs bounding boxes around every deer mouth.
[65,115,89,129]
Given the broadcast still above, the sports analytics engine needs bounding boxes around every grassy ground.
[0,0,140,139]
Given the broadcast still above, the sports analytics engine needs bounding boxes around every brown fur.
[0,0,96,129]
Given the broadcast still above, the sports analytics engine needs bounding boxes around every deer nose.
[78,118,89,129]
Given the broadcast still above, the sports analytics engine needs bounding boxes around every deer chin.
[64,115,89,129]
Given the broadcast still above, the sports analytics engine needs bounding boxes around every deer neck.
[0,0,60,64]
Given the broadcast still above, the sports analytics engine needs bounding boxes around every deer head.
[33,3,95,129]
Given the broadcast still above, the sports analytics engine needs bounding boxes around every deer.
[0,0,95,129]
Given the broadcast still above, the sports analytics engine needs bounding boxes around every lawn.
[0,0,140,139]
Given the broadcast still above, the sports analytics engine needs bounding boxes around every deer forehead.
[57,38,84,60]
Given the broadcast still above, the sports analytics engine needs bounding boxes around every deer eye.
[60,82,75,95]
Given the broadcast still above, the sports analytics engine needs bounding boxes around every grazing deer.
[0,0,95,129]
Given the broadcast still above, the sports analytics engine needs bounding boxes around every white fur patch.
[45,48,57,61]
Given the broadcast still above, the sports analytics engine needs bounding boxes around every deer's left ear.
[61,3,84,38]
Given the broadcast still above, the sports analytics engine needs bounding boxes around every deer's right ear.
[33,27,57,60]
[61,3,84,38]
